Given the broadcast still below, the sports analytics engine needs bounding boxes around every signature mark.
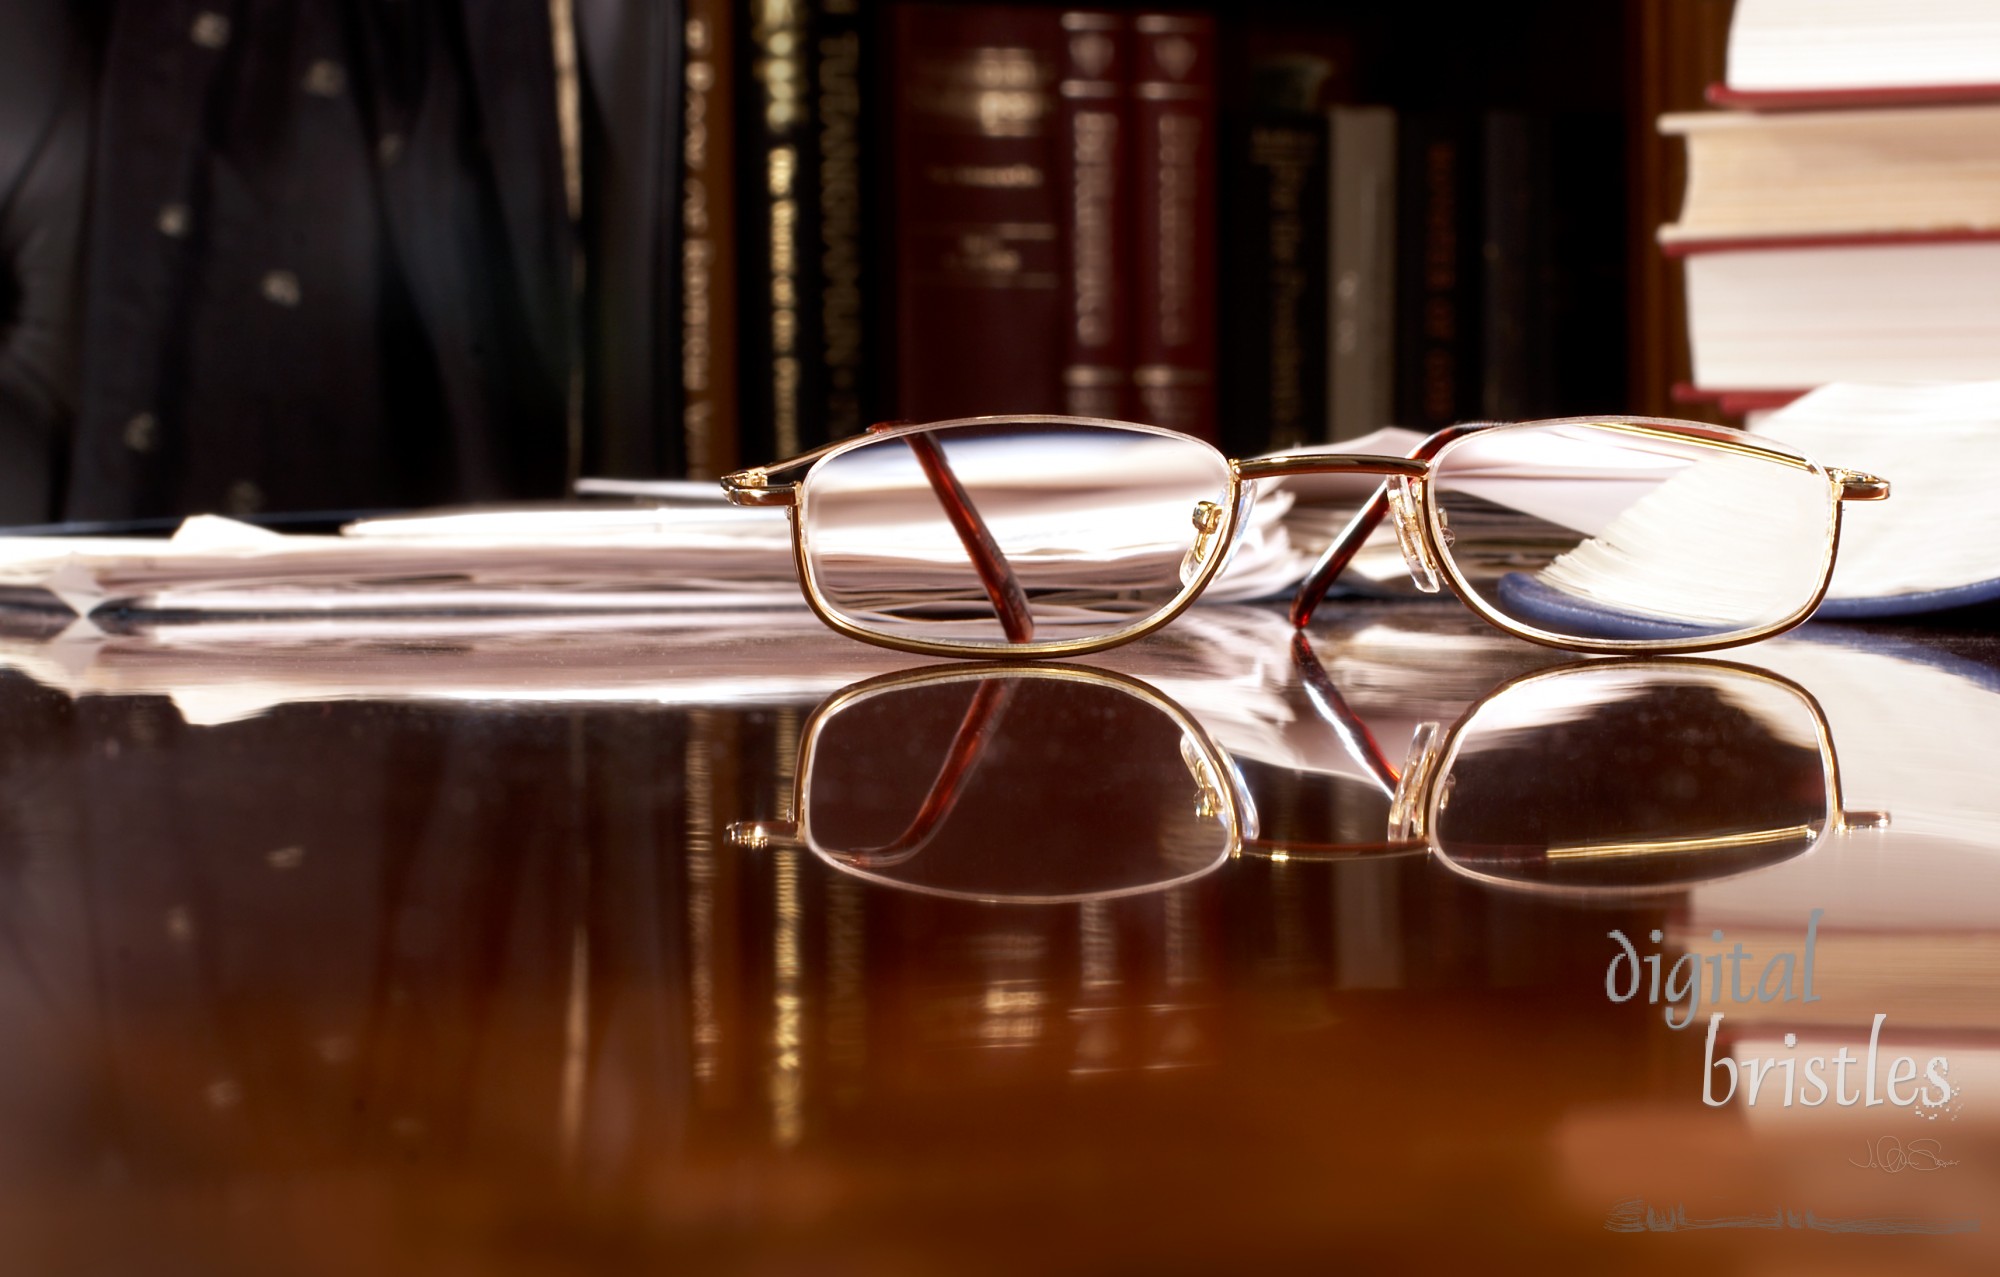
[1851,1136,1959,1173]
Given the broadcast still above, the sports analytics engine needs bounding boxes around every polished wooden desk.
[1,601,1995,1274]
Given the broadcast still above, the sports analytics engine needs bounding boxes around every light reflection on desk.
[0,603,1995,1272]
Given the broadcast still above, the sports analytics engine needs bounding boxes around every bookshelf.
[677,0,1734,480]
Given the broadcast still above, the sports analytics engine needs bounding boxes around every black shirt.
[0,0,87,523]
[62,0,574,521]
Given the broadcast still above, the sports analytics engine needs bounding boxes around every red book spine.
[1057,12,1132,421]
[1130,13,1217,441]
[1662,227,2000,257]
[1671,383,1807,414]
[1706,81,2000,112]
[890,5,1066,422]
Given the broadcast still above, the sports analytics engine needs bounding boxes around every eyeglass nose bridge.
[1386,478,1442,594]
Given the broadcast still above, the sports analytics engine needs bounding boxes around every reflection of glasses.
[721,414,1889,659]
[1286,639,1887,895]
[734,664,1245,904]
[729,649,1885,903]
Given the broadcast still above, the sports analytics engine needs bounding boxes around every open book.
[1512,383,2000,626]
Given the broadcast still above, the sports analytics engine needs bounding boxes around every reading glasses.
[730,643,1884,904]
[721,414,1890,658]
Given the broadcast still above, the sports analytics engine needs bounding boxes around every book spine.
[1327,106,1396,442]
[1131,13,1218,441]
[682,1,738,478]
[1393,114,1482,433]
[1479,111,1552,421]
[1661,227,2000,257]
[814,0,871,441]
[572,1,684,481]
[891,4,1066,422]
[1707,81,2000,111]
[739,0,820,461]
[1222,113,1328,453]
[1670,383,1807,414]
[1057,12,1133,421]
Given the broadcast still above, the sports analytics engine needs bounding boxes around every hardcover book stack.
[658,1,1628,480]
[1663,0,2000,415]
[694,1,1225,470]
[889,7,1219,440]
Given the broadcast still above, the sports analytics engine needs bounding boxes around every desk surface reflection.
[1,602,1996,1274]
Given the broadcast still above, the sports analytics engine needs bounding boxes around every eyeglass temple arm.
[1289,631,1402,795]
[728,678,1017,859]
[825,677,1020,867]
[1237,635,1425,860]
[1284,424,1488,627]
[721,426,1036,642]
[889,427,1035,643]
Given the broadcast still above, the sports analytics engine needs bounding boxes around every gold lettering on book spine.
[1069,111,1116,347]
[926,163,1043,189]
[756,3,806,456]
[914,48,1050,137]
[770,146,801,456]
[682,17,717,475]
[752,0,806,131]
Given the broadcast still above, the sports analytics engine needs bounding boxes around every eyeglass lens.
[1428,422,1838,645]
[800,422,1235,648]
[795,660,1833,902]
[802,671,1235,901]
[1432,664,1832,890]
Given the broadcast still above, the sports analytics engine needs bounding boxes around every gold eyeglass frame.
[1360,656,1887,900]
[733,661,1247,905]
[732,656,1888,904]
[721,413,1890,660]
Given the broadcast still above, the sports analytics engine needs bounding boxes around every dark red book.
[1660,228,2000,257]
[1057,11,1133,421]
[1707,81,2000,112]
[890,4,1066,422]
[1130,13,1217,441]
[1671,384,1807,416]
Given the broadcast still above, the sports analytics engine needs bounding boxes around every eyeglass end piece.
[1831,469,1890,502]
[721,469,798,507]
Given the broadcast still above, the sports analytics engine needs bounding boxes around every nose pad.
[1178,734,1227,821]
[1386,478,1441,594]
[1386,721,1441,842]
[1180,499,1226,586]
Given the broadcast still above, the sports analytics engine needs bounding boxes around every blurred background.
[0,1,1750,525]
